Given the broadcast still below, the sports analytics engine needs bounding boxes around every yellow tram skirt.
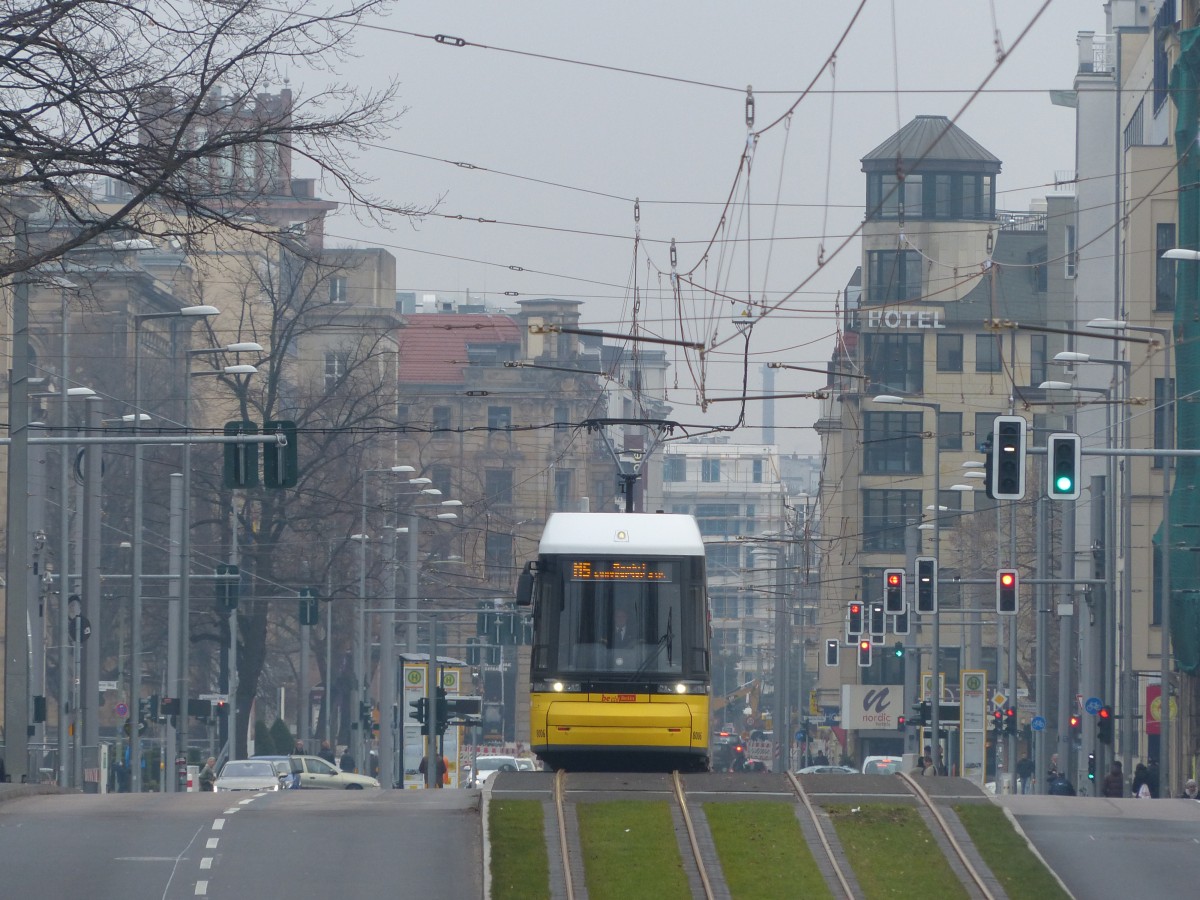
[531,692,709,752]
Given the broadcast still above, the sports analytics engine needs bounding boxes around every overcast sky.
[313,1,1108,455]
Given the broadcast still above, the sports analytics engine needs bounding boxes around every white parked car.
[467,755,520,787]
[260,754,381,789]
[214,759,290,792]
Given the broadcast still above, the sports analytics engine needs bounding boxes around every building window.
[706,544,742,575]
[862,489,921,552]
[701,458,721,483]
[752,458,764,483]
[975,334,1002,373]
[694,504,738,537]
[937,412,963,452]
[974,412,1002,451]
[430,465,452,496]
[1065,225,1076,279]
[554,403,570,430]
[1030,334,1047,387]
[936,334,963,372]
[862,411,923,475]
[488,406,512,429]
[863,333,924,394]
[486,468,513,504]
[663,456,686,482]
[432,406,452,431]
[866,249,922,304]
[1157,223,1177,312]
[1154,377,1175,468]
[936,490,963,529]
[555,469,573,511]
[329,276,348,303]
[396,404,409,426]
[485,533,514,581]
[323,351,348,392]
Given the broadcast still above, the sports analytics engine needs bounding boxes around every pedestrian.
[291,739,305,756]
[1132,762,1151,798]
[1146,758,1161,798]
[318,740,336,765]
[418,753,448,787]
[1181,779,1199,799]
[339,748,356,773]
[199,757,217,792]
[1016,754,1035,794]
[1102,760,1124,798]
[922,755,938,777]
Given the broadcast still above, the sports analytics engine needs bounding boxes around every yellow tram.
[517,512,711,772]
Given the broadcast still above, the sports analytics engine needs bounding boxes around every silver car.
[284,754,381,789]
[214,759,289,792]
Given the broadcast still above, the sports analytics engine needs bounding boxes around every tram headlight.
[674,683,687,694]
[553,682,565,692]
[656,681,705,694]
[533,680,582,692]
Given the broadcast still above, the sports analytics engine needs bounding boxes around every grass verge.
[705,801,833,899]
[577,800,692,900]
[828,803,968,899]
[953,802,1070,899]
[489,799,550,900]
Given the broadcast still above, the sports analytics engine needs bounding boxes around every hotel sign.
[864,309,946,329]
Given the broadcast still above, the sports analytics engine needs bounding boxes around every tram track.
[786,771,856,899]
[897,771,998,900]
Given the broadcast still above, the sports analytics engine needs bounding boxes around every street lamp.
[355,465,416,771]
[1087,317,1175,795]
[873,394,944,761]
[130,304,218,791]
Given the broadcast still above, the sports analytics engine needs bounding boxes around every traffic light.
[892,641,905,659]
[988,415,1027,500]
[915,701,932,726]
[869,603,885,642]
[1004,707,1017,736]
[216,563,239,611]
[857,638,872,667]
[359,701,373,730]
[824,639,839,667]
[1088,752,1096,782]
[222,420,260,488]
[1047,432,1081,500]
[893,606,910,636]
[996,568,1019,615]
[916,557,937,614]
[435,686,449,732]
[883,568,906,614]
[409,697,428,726]
[263,419,300,489]
[1097,705,1114,744]
[1069,713,1082,736]
[992,709,1003,734]
[467,637,480,666]
[847,602,863,636]
[897,715,906,731]
[160,697,180,717]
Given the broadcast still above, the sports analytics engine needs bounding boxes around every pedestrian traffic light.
[847,602,863,636]
[1097,705,1114,744]
[916,557,937,614]
[824,638,839,667]
[1047,432,1081,500]
[1004,707,1017,735]
[883,568,906,614]
[857,638,872,667]
[892,641,905,659]
[988,415,1027,500]
[1088,752,1096,781]
[409,697,427,726]
[996,568,1019,615]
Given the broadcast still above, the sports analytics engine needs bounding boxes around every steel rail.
[671,771,715,900]
[785,772,855,899]
[898,772,995,900]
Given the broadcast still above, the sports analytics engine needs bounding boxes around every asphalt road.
[995,795,1200,899]
[0,787,483,899]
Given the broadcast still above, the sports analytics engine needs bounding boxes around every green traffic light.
[1055,474,1073,493]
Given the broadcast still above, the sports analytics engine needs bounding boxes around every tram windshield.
[544,557,704,676]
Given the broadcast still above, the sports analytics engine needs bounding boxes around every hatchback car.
[797,764,858,775]
[250,755,301,789]
[861,755,905,775]
[466,754,519,787]
[214,759,290,792]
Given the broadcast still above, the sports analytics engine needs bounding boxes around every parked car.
[515,757,538,772]
[214,759,290,792]
[255,754,380,789]
[797,764,858,775]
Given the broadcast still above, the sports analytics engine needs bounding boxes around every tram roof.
[539,512,705,556]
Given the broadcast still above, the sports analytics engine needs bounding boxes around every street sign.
[99,680,119,691]
[199,693,228,702]
[1031,716,1046,732]
[1084,697,1102,715]
[115,702,129,719]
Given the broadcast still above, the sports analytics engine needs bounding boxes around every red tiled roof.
[396,314,522,384]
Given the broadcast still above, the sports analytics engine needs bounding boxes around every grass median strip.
[705,801,833,899]
[828,803,968,899]
[489,799,550,900]
[577,800,692,900]
[954,802,1070,899]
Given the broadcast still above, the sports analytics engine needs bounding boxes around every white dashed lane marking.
[206,838,219,849]
[195,881,208,895]
[212,819,225,830]
[200,857,213,870]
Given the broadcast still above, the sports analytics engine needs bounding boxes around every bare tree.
[0,0,418,277]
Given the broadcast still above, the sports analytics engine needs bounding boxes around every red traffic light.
[886,572,902,587]
[999,571,1016,588]
[859,639,871,651]
[1098,706,1111,720]
[850,603,861,614]
[1069,714,1081,729]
